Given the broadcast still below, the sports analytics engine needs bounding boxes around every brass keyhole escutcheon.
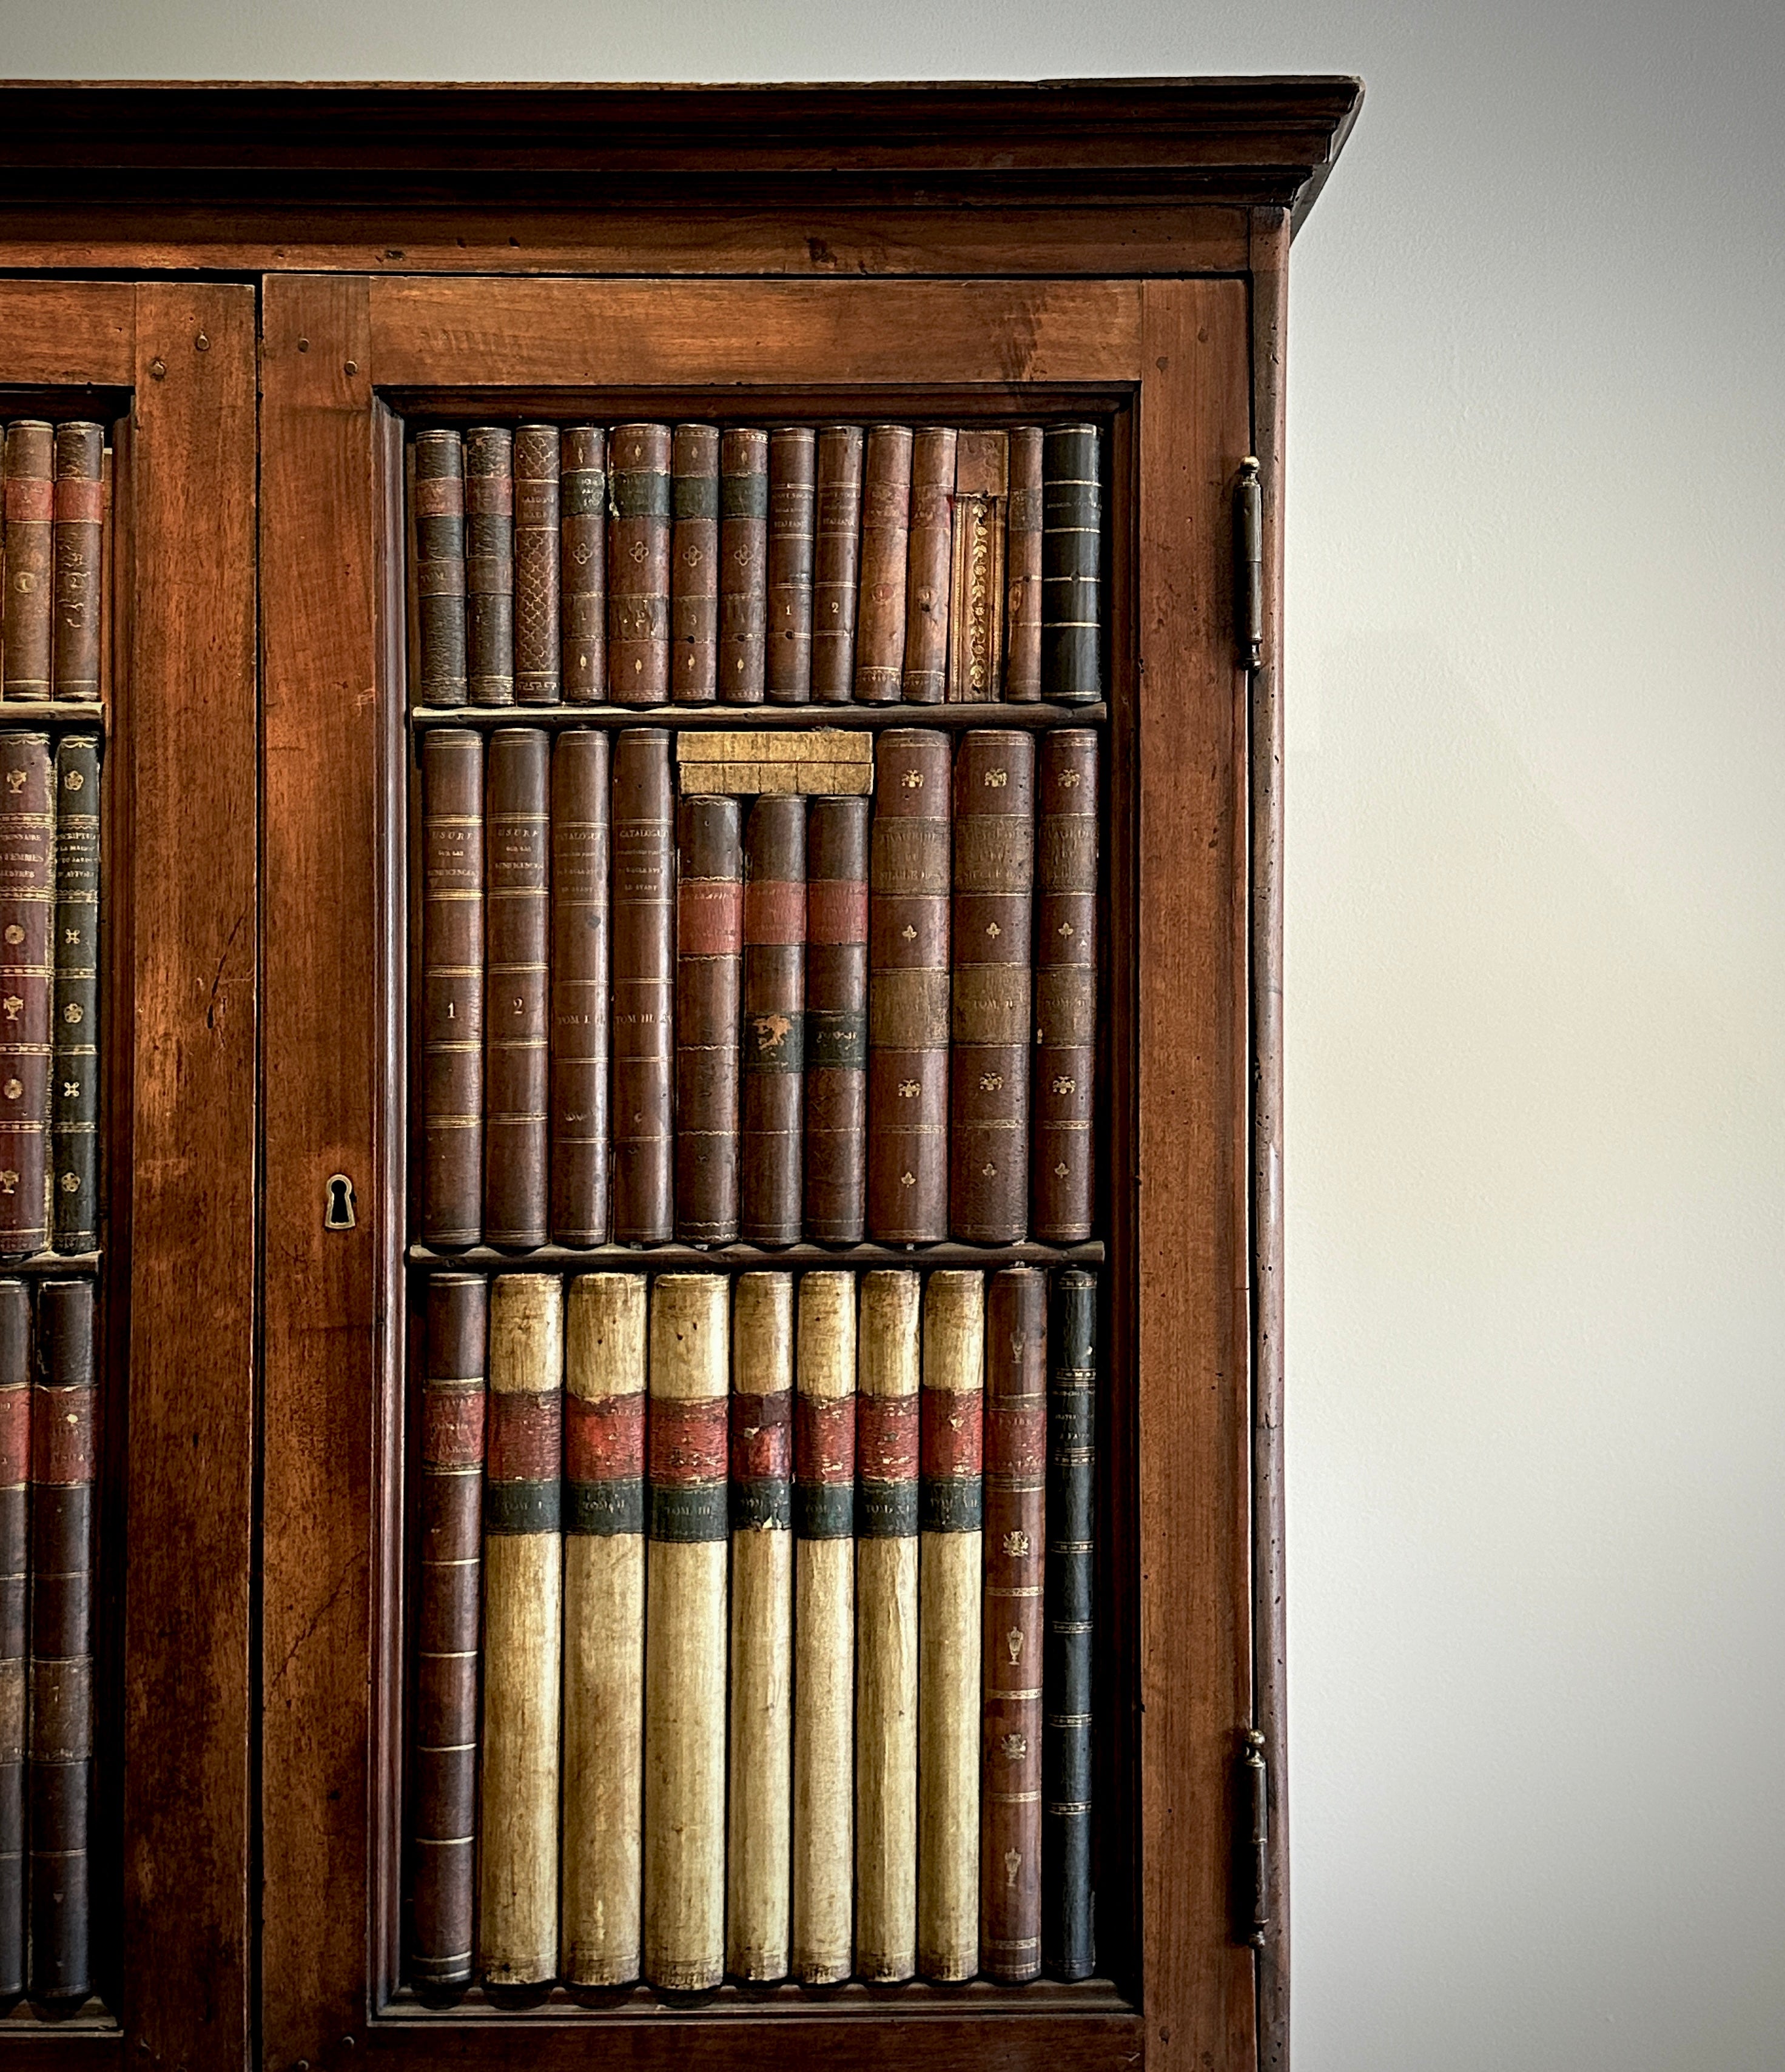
[324,1173,357,1232]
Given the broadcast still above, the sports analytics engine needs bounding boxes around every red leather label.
[677,877,742,956]
[420,1381,485,1469]
[744,878,807,945]
[565,1388,645,1481]
[857,1392,918,1482]
[32,1385,95,1486]
[921,1386,984,1480]
[730,1389,791,1482]
[795,1391,856,1484]
[485,1388,562,1484]
[806,878,868,945]
[647,1393,727,1486]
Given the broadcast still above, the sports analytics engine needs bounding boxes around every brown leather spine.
[0,1283,24,1997]
[420,729,484,1248]
[866,729,950,1242]
[979,1266,1046,1983]
[550,729,611,1247]
[950,729,1035,1244]
[720,427,768,705]
[409,1272,485,1990]
[513,424,561,706]
[803,797,869,1244]
[1033,731,1099,1242]
[853,425,913,705]
[670,424,720,706]
[674,797,742,1244]
[0,733,52,1256]
[767,427,816,705]
[560,426,607,705]
[901,427,956,705]
[30,1277,93,2003]
[2,424,52,703]
[811,424,863,706]
[465,426,514,708]
[51,424,103,704]
[412,429,467,710]
[1003,427,1044,703]
[947,432,1007,703]
[610,729,674,1242]
[50,735,100,1256]
[740,795,805,1245]
[483,729,550,1250]
[608,424,671,708]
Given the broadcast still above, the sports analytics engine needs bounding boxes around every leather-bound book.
[947,432,1007,703]
[465,426,514,708]
[1033,731,1098,1242]
[918,1269,983,1983]
[853,425,913,705]
[0,1284,24,1996]
[50,736,99,1255]
[950,730,1035,1244]
[866,729,950,1243]
[901,427,956,705]
[642,1273,728,1992]
[1041,425,1102,705]
[810,424,863,706]
[803,796,869,1244]
[741,796,806,1245]
[727,1273,794,1983]
[3,423,52,702]
[411,430,466,709]
[513,424,561,706]
[0,733,53,1256]
[719,427,768,705]
[409,1272,485,1991]
[550,729,610,1247]
[1043,1268,1097,1981]
[608,424,671,707]
[52,424,103,703]
[610,729,674,1244]
[855,1268,920,1983]
[420,730,483,1249]
[30,1277,94,2002]
[980,1266,1046,1984]
[674,797,742,1244]
[479,1273,563,1987]
[767,427,816,704]
[560,426,607,704]
[792,1269,855,1987]
[1003,427,1044,703]
[670,423,719,705]
[483,729,550,1250]
[562,1273,648,1987]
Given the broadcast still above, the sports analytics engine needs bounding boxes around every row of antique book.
[411,1264,1096,1994]
[0,421,107,706]
[419,723,1097,1252]
[408,420,1102,710]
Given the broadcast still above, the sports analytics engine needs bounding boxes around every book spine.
[767,427,816,705]
[465,426,514,708]
[1003,428,1044,703]
[947,431,1008,704]
[412,430,467,710]
[810,424,864,706]
[980,1266,1046,1983]
[669,423,720,706]
[479,1273,563,1987]
[30,1277,93,2002]
[560,427,608,705]
[642,1273,729,1993]
[855,1267,920,1983]
[550,729,610,1247]
[792,1269,855,1986]
[674,797,742,1244]
[1043,1268,1097,1980]
[741,796,806,1246]
[1041,425,1102,705]
[866,730,951,1243]
[608,424,671,707]
[727,1272,794,1982]
[719,427,768,706]
[51,736,99,1255]
[562,1272,648,1986]
[1033,731,1098,1242]
[918,1269,984,1983]
[410,1272,485,1990]
[513,425,561,706]
[0,1284,22,1997]
[950,729,1035,1244]
[52,425,103,704]
[853,425,913,705]
[901,427,956,705]
[802,796,869,1244]
[0,733,53,1256]
[483,729,550,1250]
[610,729,674,1244]
[3,424,52,702]
[420,731,484,1248]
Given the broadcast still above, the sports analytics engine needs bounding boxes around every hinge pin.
[1241,1726,1269,1946]
[1235,456,1264,669]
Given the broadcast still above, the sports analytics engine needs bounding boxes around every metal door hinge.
[1237,1727,1270,1946]
[1235,457,1264,669]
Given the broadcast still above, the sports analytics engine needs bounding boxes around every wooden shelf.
[0,1250,100,1276]
[381,1976,1134,2021]
[408,700,1104,734]
[408,1239,1103,1273]
[0,703,107,731]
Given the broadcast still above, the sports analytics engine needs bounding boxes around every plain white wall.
[7,2,1781,2065]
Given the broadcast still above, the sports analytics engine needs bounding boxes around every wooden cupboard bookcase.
[0,78,1359,2072]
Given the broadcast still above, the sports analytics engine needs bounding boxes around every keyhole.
[324,1173,357,1231]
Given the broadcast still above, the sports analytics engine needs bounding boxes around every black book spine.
[1041,425,1102,706]
[1043,1268,1095,1980]
[51,737,99,1256]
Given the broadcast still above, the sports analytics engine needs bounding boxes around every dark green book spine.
[51,737,99,1255]
[1041,424,1101,705]
[1043,1267,1096,1980]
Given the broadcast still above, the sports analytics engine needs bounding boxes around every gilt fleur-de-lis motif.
[1052,1075,1076,1096]
[1003,1529,1029,1558]
[1000,1731,1027,1761]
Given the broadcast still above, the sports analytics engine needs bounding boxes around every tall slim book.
[741,795,806,1246]
[560,427,608,704]
[0,1284,25,1996]
[550,729,611,1246]
[0,733,53,1256]
[3,423,52,702]
[484,730,550,1250]
[1032,731,1098,1242]
[1041,424,1102,705]
[670,423,719,706]
[50,736,99,1255]
[901,427,956,705]
[720,428,769,705]
[947,432,1007,703]
[811,424,864,705]
[513,424,562,706]
[608,424,672,706]
[1003,427,1044,703]
[465,426,515,708]
[853,425,913,705]
[419,730,484,1247]
[411,430,467,709]
[610,730,674,1244]
[1043,1269,1097,1980]
[674,797,742,1244]
[767,427,816,704]
[803,796,869,1243]
[52,424,104,704]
